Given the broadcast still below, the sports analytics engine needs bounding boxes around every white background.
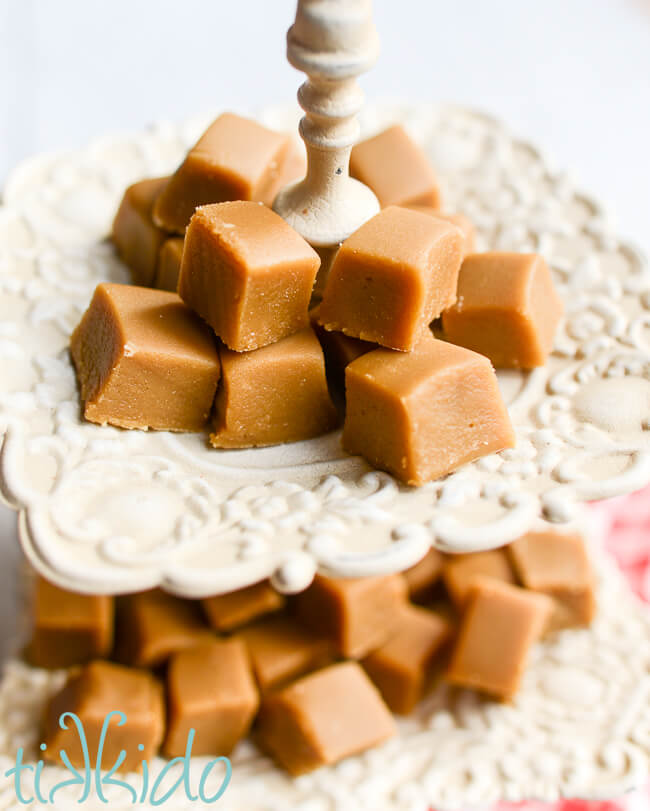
[0,0,649,651]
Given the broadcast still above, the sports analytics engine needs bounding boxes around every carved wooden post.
[273,0,380,254]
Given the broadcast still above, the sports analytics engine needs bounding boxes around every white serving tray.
[1,103,649,596]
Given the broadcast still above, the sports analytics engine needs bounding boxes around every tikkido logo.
[5,712,232,805]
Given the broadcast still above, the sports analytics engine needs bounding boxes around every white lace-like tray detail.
[0,538,647,810]
[1,104,649,596]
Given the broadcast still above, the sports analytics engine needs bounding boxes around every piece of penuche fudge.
[179,201,320,352]
[350,124,441,209]
[343,333,515,485]
[152,112,295,233]
[319,206,464,351]
[442,252,564,368]
[210,327,339,448]
[112,176,169,287]
[70,283,220,432]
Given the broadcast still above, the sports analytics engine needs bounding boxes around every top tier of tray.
[0,1,649,596]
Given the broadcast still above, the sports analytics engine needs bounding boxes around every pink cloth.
[435,486,650,811]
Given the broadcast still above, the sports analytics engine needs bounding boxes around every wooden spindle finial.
[273,0,380,248]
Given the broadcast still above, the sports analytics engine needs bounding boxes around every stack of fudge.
[32,529,595,776]
[70,111,564,485]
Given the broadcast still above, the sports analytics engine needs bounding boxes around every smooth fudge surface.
[202,581,285,632]
[403,549,446,603]
[114,590,212,668]
[237,614,332,691]
[43,661,164,772]
[508,531,595,630]
[442,252,564,368]
[27,577,113,670]
[406,206,476,257]
[155,237,185,292]
[362,604,454,714]
[70,284,220,432]
[442,549,516,609]
[446,579,552,700]
[293,574,406,659]
[152,113,292,233]
[210,328,338,448]
[349,125,441,209]
[256,661,396,776]
[112,177,169,287]
[343,334,516,485]
[179,201,320,352]
[164,639,259,757]
[319,206,464,351]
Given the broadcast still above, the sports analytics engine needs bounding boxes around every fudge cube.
[442,252,564,368]
[350,125,441,209]
[362,604,454,714]
[442,549,516,610]
[446,580,552,699]
[70,284,220,432]
[319,206,464,350]
[112,176,169,287]
[343,335,516,485]
[155,236,184,292]
[406,206,476,257]
[210,328,339,448]
[256,661,396,775]
[507,530,595,631]
[26,577,114,670]
[152,113,292,233]
[236,615,332,691]
[164,639,259,757]
[202,581,285,632]
[293,574,406,659]
[403,548,445,603]
[179,201,320,351]
[114,590,213,668]
[43,661,164,772]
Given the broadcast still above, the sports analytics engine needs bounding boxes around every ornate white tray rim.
[1,102,650,596]
[0,522,648,810]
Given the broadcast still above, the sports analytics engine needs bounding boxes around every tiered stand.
[0,2,649,807]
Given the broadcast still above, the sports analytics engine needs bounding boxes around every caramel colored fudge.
[442,252,564,368]
[114,590,212,668]
[508,531,595,631]
[319,206,464,351]
[442,549,516,610]
[256,661,396,776]
[403,548,445,603]
[362,604,454,714]
[343,335,516,485]
[112,177,169,287]
[70,284,220,432]
[446,580,552,700]
[237,615,332,691]
[43,661,164,772]
[202,581,285,632]
[179,201,320,352]
[293,574,406,659]
[26,578,113,670]
[152,113,292,233]
[155,237,184,292]
[164,639,259,757]
[350,125,441,209]
[210,328,338,448]
[406,206,476,257]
